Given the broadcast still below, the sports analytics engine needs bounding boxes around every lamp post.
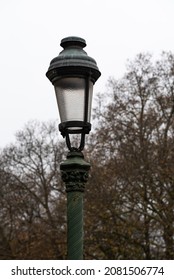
[46,36,101,259]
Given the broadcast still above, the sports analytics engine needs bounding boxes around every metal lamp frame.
[46,36,101,152]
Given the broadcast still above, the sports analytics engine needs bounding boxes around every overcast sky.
[0,0,174,147]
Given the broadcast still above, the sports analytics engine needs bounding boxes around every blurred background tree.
[84,52,174,259]
[0,121,67,259]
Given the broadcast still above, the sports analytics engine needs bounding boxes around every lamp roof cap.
[46,36,101,84]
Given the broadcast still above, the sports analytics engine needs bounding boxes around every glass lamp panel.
[87,81,93,122]
[54,77,86,123]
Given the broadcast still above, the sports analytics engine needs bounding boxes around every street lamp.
[46,36,101,259]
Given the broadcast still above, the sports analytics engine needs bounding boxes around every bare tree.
[84,52,174,259]
[0,121,67,259]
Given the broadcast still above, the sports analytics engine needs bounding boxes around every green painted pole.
[60,151,90,260]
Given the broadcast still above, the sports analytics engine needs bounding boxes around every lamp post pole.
[46,36,100,259]
[60,151,90,259]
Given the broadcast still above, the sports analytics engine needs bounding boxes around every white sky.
[0,0,174,147]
